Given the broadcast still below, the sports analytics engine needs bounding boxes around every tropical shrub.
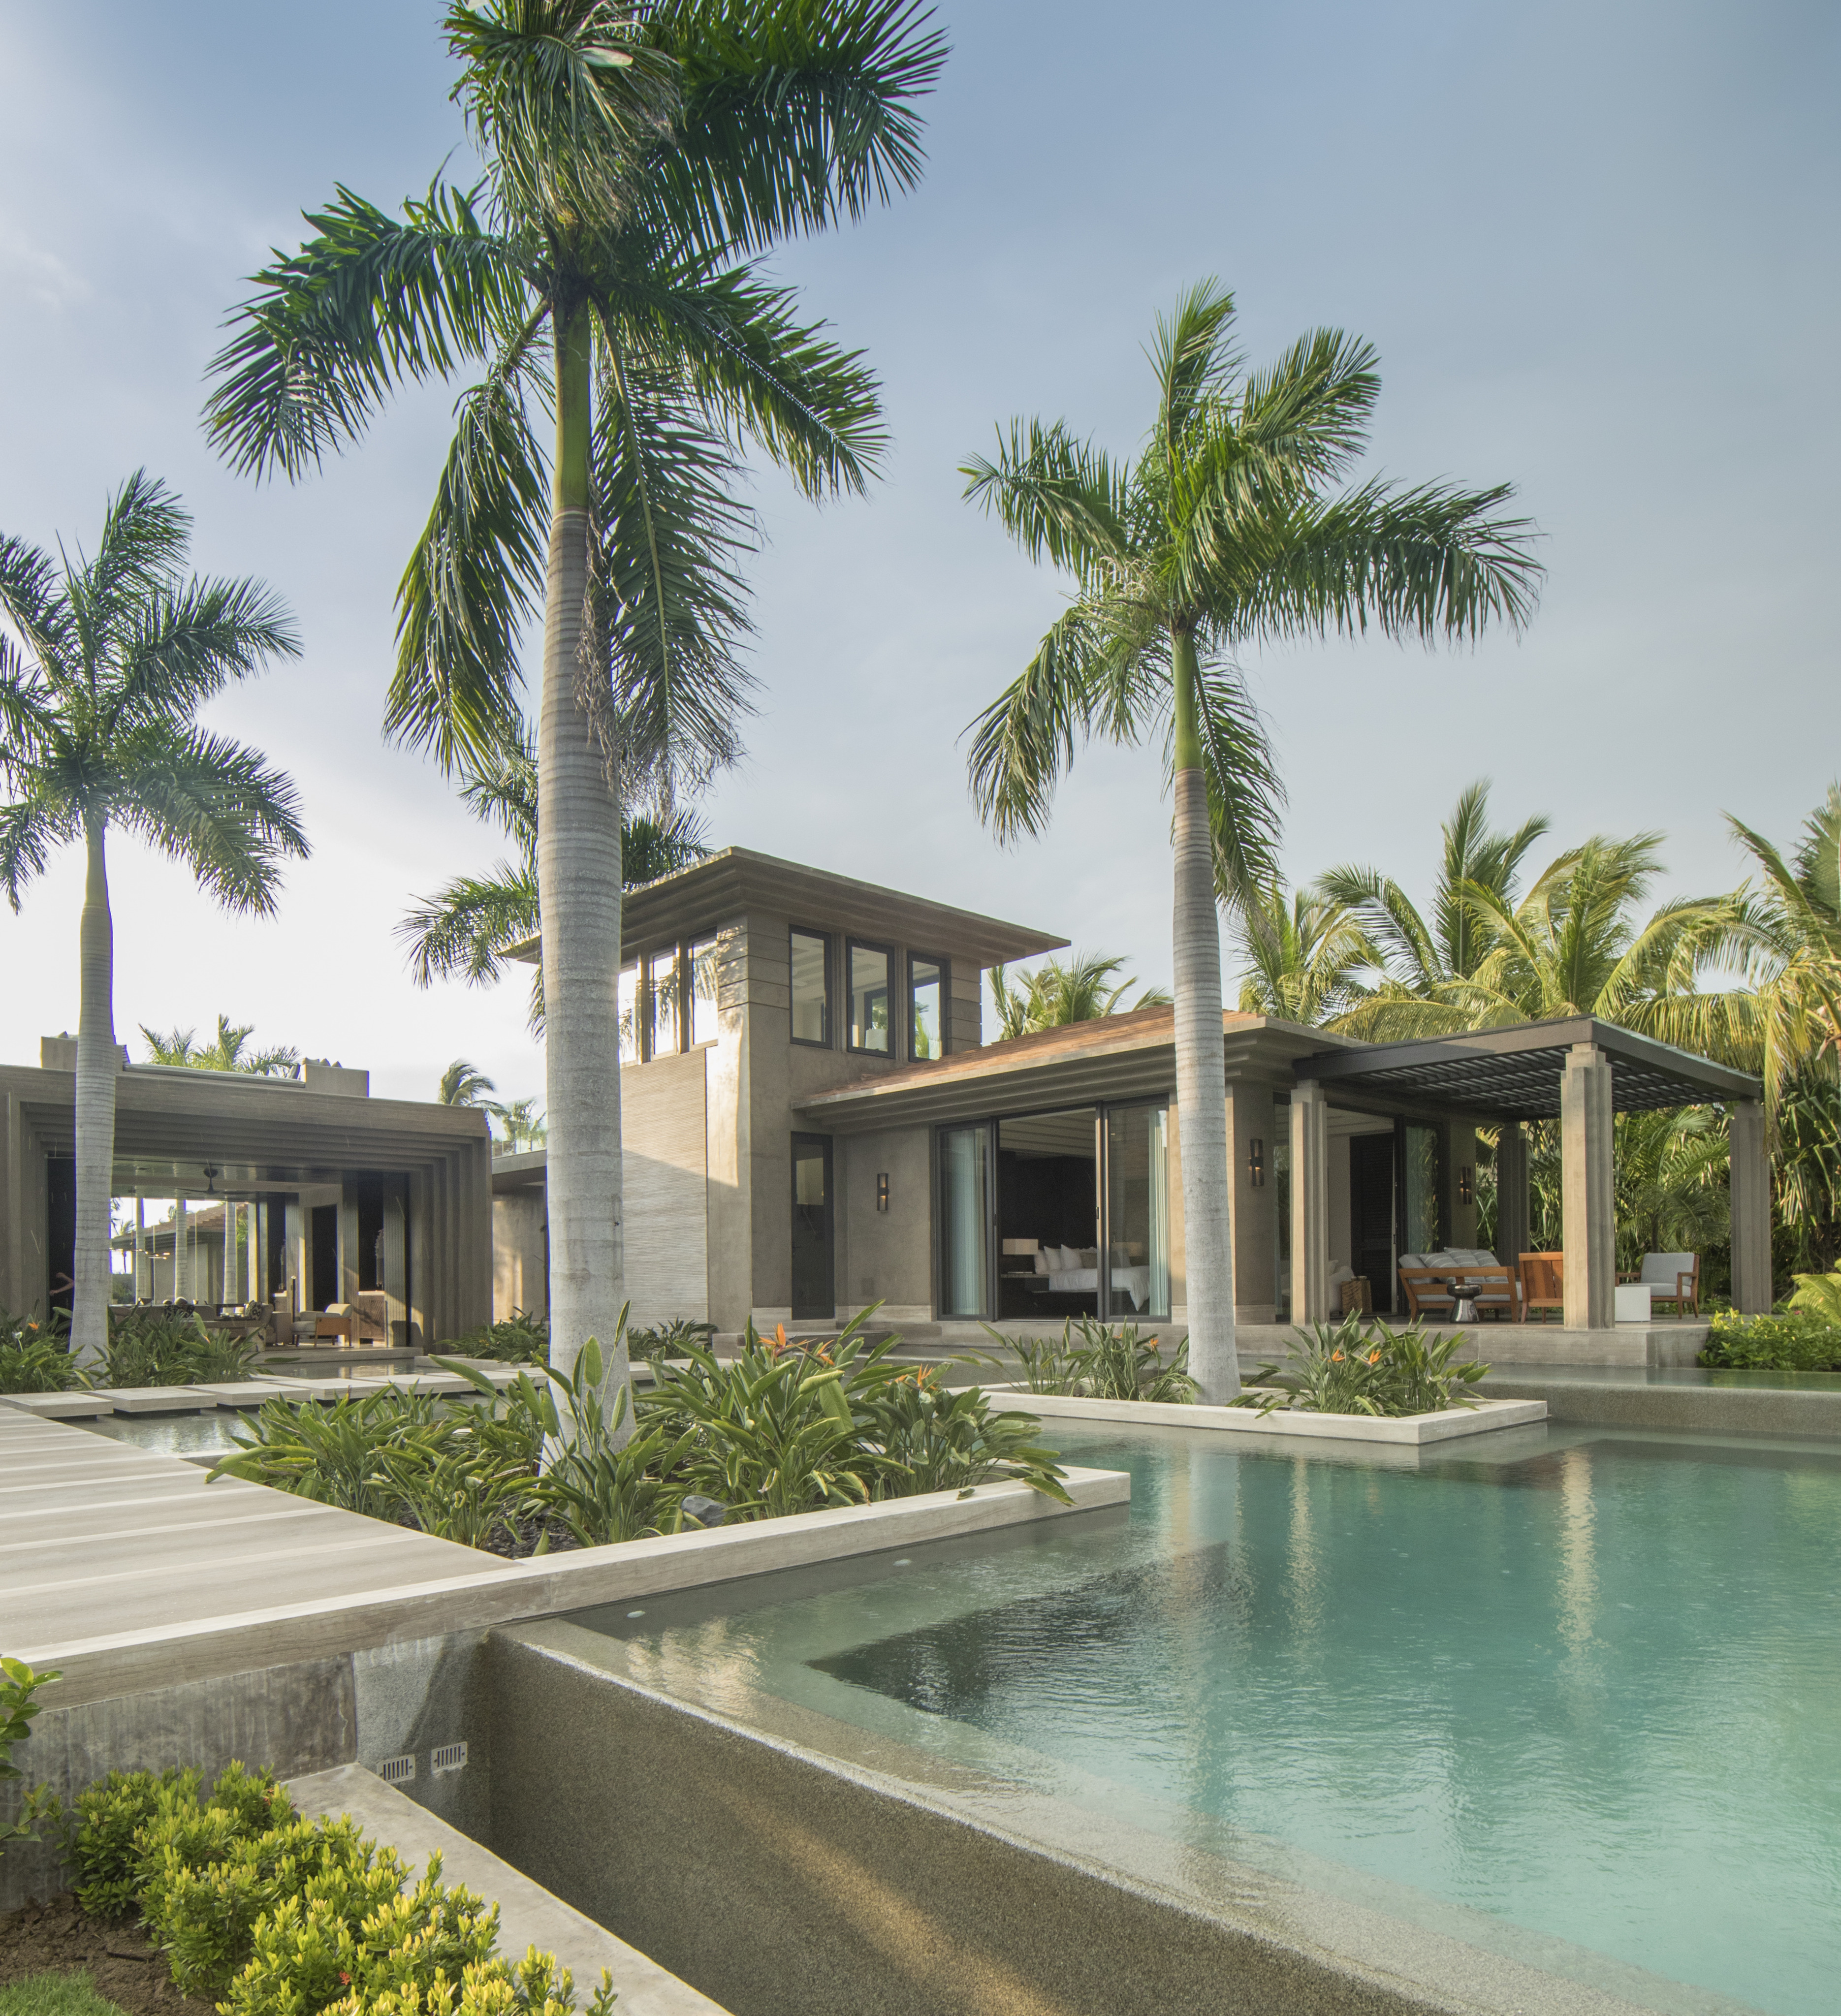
[627,1316,717,1361]
[447,1309,549,1365]
[104,1311,258,1387]
[1788,1266,1841,1325]
[1699,1309,1841,1372]
[1236,1315,1487,1418]
[0,1657,59,1855]
[0,1309,83,1393]
[866,1367,1070,1502]
[1003,1320,1197,1403]
[65,1762,612,2016]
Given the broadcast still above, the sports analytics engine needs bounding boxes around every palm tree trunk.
[71,815,118,1369]
[1170,629,1238,1401]
[538,299,630,1439]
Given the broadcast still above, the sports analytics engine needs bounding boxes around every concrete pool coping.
[0,1410,1128,1708]
[287,1764,729,2016]
[989,1385,1549,1444]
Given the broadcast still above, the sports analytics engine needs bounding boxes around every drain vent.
[377,1754,416,1785]
[431,1742,468,1776]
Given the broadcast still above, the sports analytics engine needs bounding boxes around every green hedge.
[1699,1310,1841,1372]
[66,1765,613,2016]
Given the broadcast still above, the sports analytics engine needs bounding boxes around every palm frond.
[960,419,1132,576]
[1183,655,1284,908]
[963,603,1108,841]
[399,860,541,987]
[1149,278,1239,456]
[647,0,948,256]
[204,181,529,480]
[0,792,75,912]
[0,531,76,669]
[114,574,302,729]
[114,725,309,916]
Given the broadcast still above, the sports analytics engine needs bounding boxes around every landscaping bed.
[0,1896,214,2016]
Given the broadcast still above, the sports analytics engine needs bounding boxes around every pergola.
[1292,1017,1770,1328]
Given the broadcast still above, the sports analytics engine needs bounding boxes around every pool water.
[580,1421,1841,2016]
[80,1409,247,1458]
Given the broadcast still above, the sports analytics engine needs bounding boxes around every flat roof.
[795,1008,1347,1132]
[508,846,1067,971]
[1296,1017,1761,1118]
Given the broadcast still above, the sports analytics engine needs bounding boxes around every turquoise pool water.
[578,1420,1841,2016]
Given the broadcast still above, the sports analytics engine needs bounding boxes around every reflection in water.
[1556,1445,1599,1661]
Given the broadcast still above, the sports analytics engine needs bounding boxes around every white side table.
[1614,1282,1655,1323]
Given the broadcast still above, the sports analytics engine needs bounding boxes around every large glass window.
[910,954,946,1061]
[848,941,891,1054]
[790,929,830,1046]
[690,934,721,1046]
[1401,1122,1443,1254]
[618,961,641,1064]
[938,1123,992,1317]
[1104,1103,1170,1319]
[647,947,680,1058]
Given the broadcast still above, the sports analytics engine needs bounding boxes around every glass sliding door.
[1103,1103,1171,1319]
[937,1123,993,1318]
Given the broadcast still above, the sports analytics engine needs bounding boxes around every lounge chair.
[1518,1252,1564,1323]
[1620,1252,1700,1318]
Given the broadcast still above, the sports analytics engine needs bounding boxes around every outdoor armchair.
[1619,1252,1700,1317]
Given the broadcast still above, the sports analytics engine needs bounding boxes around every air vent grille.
[431,1742,469,1776]
[377,1754,416,1785]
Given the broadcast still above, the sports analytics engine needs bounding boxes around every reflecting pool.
[575,1420,1841,2016]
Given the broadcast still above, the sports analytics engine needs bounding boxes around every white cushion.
[1639,1253,1696,1285]
[1033,1250,1050,1274]
[1398,1254,1427,1269]
[1329,1261,1355,1284]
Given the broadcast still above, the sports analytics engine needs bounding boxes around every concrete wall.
[493,1191,548,1322]
[836,1126,933,1321]
[622,1049,711,1327]
[1225,1083,1276,1323]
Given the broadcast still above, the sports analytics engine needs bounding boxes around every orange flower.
[1367,1349,1381,1365]
[1332,1349,1344,1362]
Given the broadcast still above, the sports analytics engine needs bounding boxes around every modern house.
[0,1041,491,1344]
[497,849,1773,1365]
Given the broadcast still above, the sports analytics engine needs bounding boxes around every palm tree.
[1317,779,1550,1032]
[205,0,942,1420]
[0,474,305,1361]
[141,1013,299,1076]
[399,727,709,1030]
[962,283,1541,1398]
[989,951,1170,1040]
[486,1095,546,1152]
[1231,881,1372,1026]
[439,1058,496,1106]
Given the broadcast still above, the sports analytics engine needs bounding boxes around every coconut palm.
[486,1094,546,1152]
[989,951,1169,1040]
[141,1013,299,1076]
[439,1058,497,1106]
[1231,881,1372,1026]
[962,283,1541,1398]
[1317,779,1550,1031]
[205,0,944,1418]
[399,727,708,1030]
[0,473,305,1361]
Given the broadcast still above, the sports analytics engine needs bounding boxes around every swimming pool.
[573,1418,1841,2016]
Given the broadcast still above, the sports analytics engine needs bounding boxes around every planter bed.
[994,1386,1548,1445]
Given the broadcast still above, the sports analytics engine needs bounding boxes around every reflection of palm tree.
[399,730,708,1030]
[486,1096,546,1153]
[990,952,1169,1039]
[206,0,944,1419]
[963,283,1540,1399]
[142,1012,299,1076]
[0,473,304,1362]
[438,1059,496,1107]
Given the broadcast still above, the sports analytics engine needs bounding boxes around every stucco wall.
[836,1126,933,1322]
[493,1191,547,1322]
[622,1047,710,1327]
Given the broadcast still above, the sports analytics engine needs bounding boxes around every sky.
[1,1,1836,1108]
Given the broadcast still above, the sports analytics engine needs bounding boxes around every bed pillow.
[1077,1248,1100,1270]
[1033,1249,1051,1273]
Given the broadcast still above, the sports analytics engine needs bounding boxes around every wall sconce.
[1459,1165,1474,1207]
[875,1173,889,1213]
[1248,1138,1265,1189]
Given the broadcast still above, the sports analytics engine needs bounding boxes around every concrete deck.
[0,1409,1127,1709]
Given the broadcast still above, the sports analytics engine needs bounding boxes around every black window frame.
[789,926,832,1049]
[907,951,949,1064]
[845,936,896,1058]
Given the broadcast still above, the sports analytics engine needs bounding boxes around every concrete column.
[1495,1123,1530,1266]
[1227,1082,1276,1323]
[1730,1098,1772,1315]
[1561,1044,1616,1329]
[1290,1080,1331,1324]
[174,1197,189,1302]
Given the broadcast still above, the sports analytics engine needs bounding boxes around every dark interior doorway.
[355,1177,384,1293]
[46,1155,75,1316]
[791,1134,833,1320]
[996,1108,1098,1318]
[1350,1133,1396,1313]
[310,1203,339,1310]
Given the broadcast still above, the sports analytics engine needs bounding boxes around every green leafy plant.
[0,1309,84,1393]
[447,1308,549,1364]
[210,1389,449,1514]
[999,1320,1197,1403]
[104,1311,258,1387]
[1787,1266,1841,1325]
[1234,1314,1487,1417]
[866,1367,1069,1502]
[0,1657,60,1855]
[1700,1309,1841,1372]
[627,1316,718,1361]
